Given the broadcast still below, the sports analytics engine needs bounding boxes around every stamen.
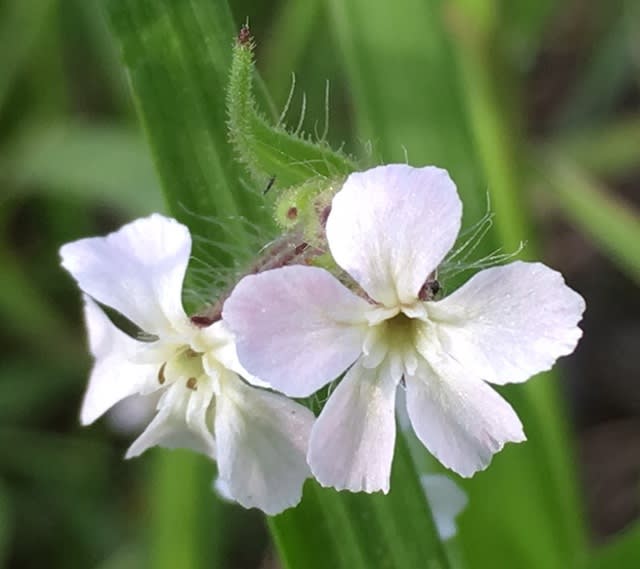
[158,362,167,384]
[186,377,198,391]
[418,276,441,301]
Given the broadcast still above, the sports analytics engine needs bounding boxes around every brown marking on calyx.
[286,206,298,220]
[319,205,332,227]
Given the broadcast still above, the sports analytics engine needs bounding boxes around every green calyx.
[226,24,357,217]
[273,176,342,249]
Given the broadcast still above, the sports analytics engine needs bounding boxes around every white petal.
[405,358,525,477]
[126,381,216,459]
[106,393,158,435]
[308,360,398,493]
[427,261,585,384]
[196,320,269,388]
[81,297,159,425]
[327,165,462,306]
[60,214,191,335]
[213,476,233,502]
[421,474,468,540]
[214,373,314,515]
[223,265,370,398]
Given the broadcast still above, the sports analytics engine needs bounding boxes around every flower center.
[362,310,425,375]
[382,312,420,353]
[159,345,208,391]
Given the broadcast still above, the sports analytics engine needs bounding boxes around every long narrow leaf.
[326,1,588,567]
[105,3,450,569]
[104,2,258,568]
[107,0,265,263]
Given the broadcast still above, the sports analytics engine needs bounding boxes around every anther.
[418,278,441,301]
[158,362,167,384]
[186,377,198,391]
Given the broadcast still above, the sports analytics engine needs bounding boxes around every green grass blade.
[260,0,322,105]
[325,0,486,219]
[553,0,633,129]
[539,156,640,284]
[106,0,266,263]
[148,452,222,569]
[543,116,640,178]
[5,122,162,215]
[269,433,450,569]
[0,479,11,569]
[0,0,56,111]
[104,2,260,568]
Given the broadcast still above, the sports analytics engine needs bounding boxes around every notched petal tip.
[59,214,192,336]
[427,260,586,386]
[307,361,397,494]
[214,375,314,515]
[405,360,527,478]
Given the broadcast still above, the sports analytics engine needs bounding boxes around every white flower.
[421,474,468,541]
[60,214,314,515]
[223,164,586,493]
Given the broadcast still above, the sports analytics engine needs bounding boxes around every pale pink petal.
[214,372,314,515]
[196,320,270,388]
[60,214,191,335]
[81,297,159,425]
[126,381,216,459]
[308,360,399,493]
[223,266,370,397]
[405,358,525,477]
[427,261,585,385]
[327,165,462,306]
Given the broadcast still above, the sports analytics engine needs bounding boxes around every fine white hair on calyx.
[438,193,527,284]
[176,203,274,308]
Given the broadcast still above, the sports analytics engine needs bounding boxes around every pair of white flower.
[60,164,585,516]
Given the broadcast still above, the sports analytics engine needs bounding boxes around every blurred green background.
[1,0,639,567]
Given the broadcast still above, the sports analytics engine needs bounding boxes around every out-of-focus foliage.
[0,0,638,568]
